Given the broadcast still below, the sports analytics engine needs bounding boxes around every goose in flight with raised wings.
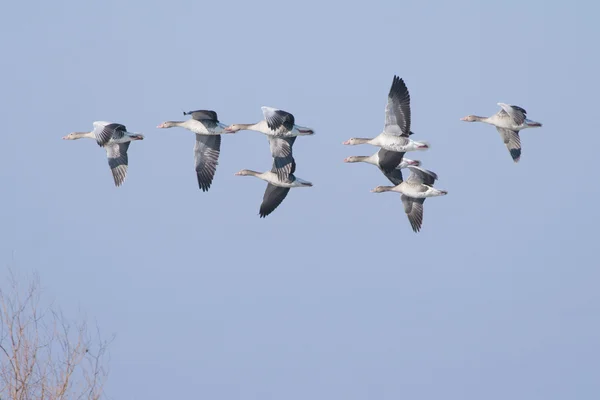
[157,110,233,192]
[371,166,447,233]
[461,103,543,163]
[343,75,429,153]
[62,121,144,187]
[234,159,312,218]
[344,148,421,185]
[224,107,314,181]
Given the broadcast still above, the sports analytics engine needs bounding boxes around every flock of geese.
[63,75,543,232]
[341,76,542,231]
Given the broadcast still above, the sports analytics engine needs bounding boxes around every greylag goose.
[461,103,543,163]
[342,76,429,152]
[344,149,421,185]
[62,121,144,187]
[224,107,314,181]
[371,166,447,233]
[235,161,312,218]
[157,110,233,192]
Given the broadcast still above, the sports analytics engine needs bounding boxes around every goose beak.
[460,117,467,121]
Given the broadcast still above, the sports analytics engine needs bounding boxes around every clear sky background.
[2,0,599,399]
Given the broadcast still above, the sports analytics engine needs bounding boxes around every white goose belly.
[490,117,524,131]
[187,120,229,135]
[399,183,429,198]
[375,134,413,152]
[260,172,296,188]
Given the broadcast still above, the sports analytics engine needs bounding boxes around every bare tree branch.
[0,269,112,400]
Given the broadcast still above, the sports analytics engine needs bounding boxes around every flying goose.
[62,121,144,187]
[224,107,314,181]
[343,76,429,152]
[157,110,233,192]
[461,103,543,163]
[234,161,312,218]
[371,166,447,233]
[344,148,421,185]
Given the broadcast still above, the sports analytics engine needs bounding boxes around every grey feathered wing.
[194,134,221,191]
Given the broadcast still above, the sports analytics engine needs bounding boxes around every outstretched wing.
[194,134,221,191]
[259,184,291,218]
[268,136,296,181]
[496,127,521,162]
[105,142,130,187]
[498,103,526,126]
[262,106,295,132]
[95,122,127,147]
[384,75,411,137]
[382,169,404,185]
[406,166,438,185]
[401,195,426,233]
[377,148,405,173]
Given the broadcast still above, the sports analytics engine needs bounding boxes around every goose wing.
[401,195,425,233]
[406,166,438,185]
[185,110,222,132]
[268,136,296,181]
[105,142,130,187]
[383,76,411,137]
[377,149,405,184]
[377,148,405,173]
[262,106,295,133]
[498,103,526,126]
[259,184,291,218]
[496,127,521,162]
[94,122,127,147]
[194,134,221,191]
[184,110,219,122]
[382,169,404,185]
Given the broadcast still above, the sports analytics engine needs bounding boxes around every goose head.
[460,115,479,122]
[399,159,421,168]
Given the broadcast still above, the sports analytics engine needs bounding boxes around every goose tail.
[525,119,542,128]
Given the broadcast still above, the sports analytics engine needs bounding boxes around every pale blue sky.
[2,0,599,399]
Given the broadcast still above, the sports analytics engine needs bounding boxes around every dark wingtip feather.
[510,148,521,162]
[259,209,271,218]
[409,217,422,233]
[389,75,408,97]
[511,105,527,114]
[196,176,212,192]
